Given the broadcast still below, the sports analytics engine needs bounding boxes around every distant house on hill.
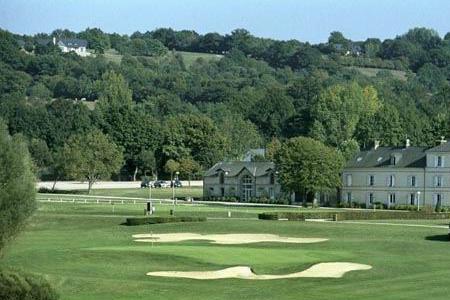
[35,37,89,56]
[203,161,281,201]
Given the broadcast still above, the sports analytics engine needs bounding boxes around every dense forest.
[1,27,450,181]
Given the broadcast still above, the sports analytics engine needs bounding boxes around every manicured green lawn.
[89,187,204,199]
[1,202,450,299]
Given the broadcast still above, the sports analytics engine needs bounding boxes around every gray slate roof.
[204,161,275,177]
[58,39,87,48]
[426,141,450,153]
[346,146,427,168]
[35,38,87,48]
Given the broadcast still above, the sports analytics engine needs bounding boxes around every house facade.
[342,139,450,208]
[56,38,89,56]
[34,37,89,56]
[203,161,282,201]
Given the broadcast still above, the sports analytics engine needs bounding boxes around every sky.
[0,0,449,43]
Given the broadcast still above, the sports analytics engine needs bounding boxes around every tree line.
[1,26,450,189]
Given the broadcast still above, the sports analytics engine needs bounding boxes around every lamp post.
[173,171,180,206]
[417,191,421,212]
[148,177,152,214]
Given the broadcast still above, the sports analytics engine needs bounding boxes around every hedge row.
[125,216,206,226]
[0,270,59,300]
[258,211,450,221]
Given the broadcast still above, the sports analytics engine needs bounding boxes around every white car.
[153,180,170,188]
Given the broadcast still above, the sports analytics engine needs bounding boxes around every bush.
[37,187,86,194]
[258,211,450,221]
[125,216,206,226]
[0,270,58,300]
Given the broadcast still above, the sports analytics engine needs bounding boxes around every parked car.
[140,179,153,188]
[171,179,183,188]
[153,180,170,188]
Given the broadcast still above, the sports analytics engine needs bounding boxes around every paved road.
[37,180,203,190]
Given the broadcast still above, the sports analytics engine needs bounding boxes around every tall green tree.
[62,130,123,193]
[310,82,381,148]
[275,137,344,203]
[0,121,36,252]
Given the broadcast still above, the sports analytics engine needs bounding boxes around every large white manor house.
[342,138,450,208]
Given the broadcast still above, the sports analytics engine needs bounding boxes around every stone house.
[203,161,281,201]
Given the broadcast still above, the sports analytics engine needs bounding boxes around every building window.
[241,175,253,201]
[389,193,396,204]
[387,175,395,187]
[269,187,274,199]
[345,174,352,187]
[391,156,396,165]
[347,192,352,203]
[219,172,225,184]
[410,193,416,205]
[220,187,225,197]
[270,172,275,185]
[434,176,442,187]
[369,175,375,186]
[209,187,214,195]
[437,156,443,167]
[368,193,374,204]
[411,176,416,187]
[433,193,442,206]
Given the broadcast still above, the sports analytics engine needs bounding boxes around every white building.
[342,139,450,208]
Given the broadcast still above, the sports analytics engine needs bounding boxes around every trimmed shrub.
[0,270,58,300]
[125,216,206,226]
[258,211,450,221]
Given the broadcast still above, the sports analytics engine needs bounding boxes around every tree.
[137,149,156,179]
[164,159,180,182]
[62,130,123,193]
[0,121,36,252]
[78,27,110,53]
[179,157,202,187]
[161,114,227,169]
[310,82,381,148]
[265,137,282,161]
[275,137,344,204]
[0,120,58,299]
[249,85,295,137]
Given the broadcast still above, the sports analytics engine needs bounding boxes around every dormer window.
[219,172,225,184]
[270,172,275,185]
[391,153,402,165]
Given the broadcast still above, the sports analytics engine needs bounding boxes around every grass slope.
[1,202,449,299]
[101,48,223,68]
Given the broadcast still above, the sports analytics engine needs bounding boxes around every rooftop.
[204,161,275,177]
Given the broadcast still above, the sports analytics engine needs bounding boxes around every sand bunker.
[146,262,372,280]
[133,233,328,244]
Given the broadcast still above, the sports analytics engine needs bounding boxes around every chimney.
[440,136,447,145]
[405,138,410,148]
[52,37,56,45]
[374,140,380,150]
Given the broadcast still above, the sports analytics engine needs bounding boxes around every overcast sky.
[1,0,449,43]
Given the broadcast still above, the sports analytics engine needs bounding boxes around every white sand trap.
[132,233,328,244]
[146,262,372,280]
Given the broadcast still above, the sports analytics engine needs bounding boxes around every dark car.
[171,179,183,188]
[140,178,151,188]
